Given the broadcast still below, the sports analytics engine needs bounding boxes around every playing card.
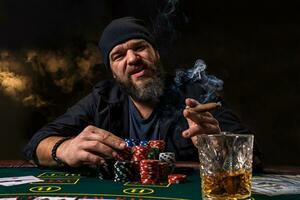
[252,174,300,196]
[0,175,43,186]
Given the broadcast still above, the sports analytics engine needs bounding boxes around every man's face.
[109,39,164,104]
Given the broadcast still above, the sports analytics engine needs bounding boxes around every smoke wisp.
[174,59,224,103]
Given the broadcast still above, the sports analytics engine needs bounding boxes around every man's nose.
[126,50,140,65]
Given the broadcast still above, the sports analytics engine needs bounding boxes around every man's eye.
[113,54,124,61]
[135,45,146,51]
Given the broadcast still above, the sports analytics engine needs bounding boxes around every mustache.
[127,61,162,78]
[127,60,149,73]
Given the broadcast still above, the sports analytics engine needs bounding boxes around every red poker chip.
[168,174,187,179]
[139,159,160,184]
[168,174,187,184]
[140,159,159,163]
[132,146,149,161]
[149,140,165,151]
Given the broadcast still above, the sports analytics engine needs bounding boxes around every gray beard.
[116,70,165,105]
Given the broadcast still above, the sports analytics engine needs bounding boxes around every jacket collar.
[94,80,127,104]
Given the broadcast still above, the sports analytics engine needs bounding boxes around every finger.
[184,110,219,125]
[80,140,119,159]
[187,102,221,113]
[82,160,105,166]
[182,126,219,138]
[78,151,105,165]
[185,98,199,108]
[84,126,126,150]
[182,124,221,138]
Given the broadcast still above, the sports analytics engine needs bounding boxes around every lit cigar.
[185,101,222,111]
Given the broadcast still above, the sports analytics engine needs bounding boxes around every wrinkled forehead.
[109,38,150,56]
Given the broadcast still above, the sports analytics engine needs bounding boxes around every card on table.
[252,174,300,196]
[0,175,43,186]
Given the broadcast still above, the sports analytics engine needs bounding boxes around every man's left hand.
[182,98,221,145]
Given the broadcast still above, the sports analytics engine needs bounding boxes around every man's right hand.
[36,125,126,167]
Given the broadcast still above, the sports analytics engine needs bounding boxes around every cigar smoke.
[152,0,188,54]
[151,0,224,140]
[174,59,224,103]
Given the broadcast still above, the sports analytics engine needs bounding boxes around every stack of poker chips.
[113,161,133,182]
[132,145,149,161]
[140,159,160,184]
[97,138,184,184]
[96,159,114,180]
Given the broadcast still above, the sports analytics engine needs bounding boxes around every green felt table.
[0,167,300,200]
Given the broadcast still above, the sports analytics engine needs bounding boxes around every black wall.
[0,0,299,166]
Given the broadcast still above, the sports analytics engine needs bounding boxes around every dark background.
[0,0,299,166]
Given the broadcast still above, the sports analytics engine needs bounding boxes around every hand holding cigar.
[182,98,221,145]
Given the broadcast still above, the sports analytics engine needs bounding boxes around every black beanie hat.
[99,17,156,68]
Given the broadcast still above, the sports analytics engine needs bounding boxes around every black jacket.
[24,79,262,169]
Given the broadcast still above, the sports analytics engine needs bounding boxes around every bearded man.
[24,17,262,170]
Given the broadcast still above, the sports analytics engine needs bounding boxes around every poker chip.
[125,138,134,147]
[132,139,140,146]
[132,145,149,161]
[159,152,175,163]
[97,165,106,180]
[159,152,176,174]
[147,147,160,159]
[125,138,140,147]
[168,174,187,184]
[98,171,105,180]
[140,159,160,184]
[113,161,133,182]
[149,140,165,152]
[139,140,149,146]
[96,159,114,180]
